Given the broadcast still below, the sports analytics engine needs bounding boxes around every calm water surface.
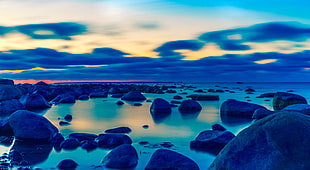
[4,82,310,169]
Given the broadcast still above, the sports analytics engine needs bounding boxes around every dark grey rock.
[105,127,132,134]
[173,95,183,100]
[97,134,132,149]
[78,94,89,100]
[81,140,98,151]
[0,85,22,101]
[8,110,58,141]
[102,144,138,169]
[64,114,73,122]
[212,124,226,131]
[121,91,146,101]
[145,149,199,170]
[188,94,219,101]
[178,100,202,113]
[281,104,310,115]
[252,108,275,120]
[89,92,108,98]
[209,111,310,170]
[59,121,70,126]
[150,98,171,115]
[256,93,275,98]
[57,159,78,169]
[190,130,235,155]
[50,133,65,144]
[60,138,80,150]
[19,92,51,109]
[273,92,307,110]
[69,133,98,142]
[0,79,14,85]
[220,99,266,119]
[116,101,124,105]
[0,99,25,116]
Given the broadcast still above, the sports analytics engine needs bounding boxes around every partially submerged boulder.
[102,144,138,169]
[121,91,146,101]
[273,92,307,110]
[145,149,199,170]
[209,111,310,170]
[178,100,202,113]
[8,110,58,141]
[150,98,171,115]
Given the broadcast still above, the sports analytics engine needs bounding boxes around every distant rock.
[81,140,98,151]
[134,103,142,106]
[69,133,98,142]
[35,81,49,86]
[145,149,199,170]
[116,101,124,105]
[209,111,310,170]
[121,91,146,101]
[190,130,235,155]
[178,100,202,113]
[252,108,275,120]
[212,124,226,131]
[19,92,51,109]
[89,91,108,98]
[105,127,132,134]
[173,95,183,100]
[78,94,89,100]
[0,99,25,116]
[102,144,138,169]
[0,85,22,101]
[150,98,172,115]
[0,79,14,85]
[51,94,76,104]
[60,138,80,150]
[273,92,307,110]
[108,87,120,94]
[188,94,219,101]
[57,159,78,169]
[111,94,124,98]
[220,99,266,119]
[8,110,58,141]
[97,134,132,149]
[256,93,275,98]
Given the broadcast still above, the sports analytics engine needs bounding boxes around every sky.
[1,0,310,83]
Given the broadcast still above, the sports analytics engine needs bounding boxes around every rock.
[178,100,202,113]
[97,134,132,149]
[220,99,266,119]
[281,104,310,115]
[35,81,49,86]
[0,99,25,116]
[166,89,177,93]
[105,127,132,134]
[116,101,124,105]
[209,111,310,170]
[150,98,172,115]
[51,94,75,104]
[142,125,149,129]
[78,95,89,100]
[8,110,58,141]
[102,144,138,169]
[134,103,142,106]
[0,85,22,101]
[0,136,14,146]
[64,114,73,122]
[188,94,220,101]
[59,121,70,126]
[50,133,65,145]
[145,149,199,170]
[89,92,108,98]
[245,88,255,92]
[19,92,51,109]
[252,108,275,119]
[170,100,181,104]
[0,79,14,85]
[60,138,80,150]
[108,87,120,94]
[57,159,78,169]
[173,95,183,100]
[111,94,123,98]
[121,91,146,101]
[81,140,98,151]
[190,130,235,154]
[69,133,98,142]
[256,93,275,98]
[212,124,226,131]
[273,92,307,110]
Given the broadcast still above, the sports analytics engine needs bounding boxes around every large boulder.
[209,111,310,170]
[150,98,172,115]
[19,92,51,109]
[0,85,22,101]
[8,110,58,141]
[190,130,235,154]
[281,104,310,115]
[0,99,25,116]
[121,91,146,101]
[220,99,266,119]
[102,144,138,169]
[145,149,199,170]
[178,100,202,113]
[273,92,307,110]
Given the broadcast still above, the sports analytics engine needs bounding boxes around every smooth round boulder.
[57,159,78,169]
[60,138,80,150]
[121,91,146,101]
[0,99,25,116]
[273,92,307,110]
[0,85,22,101]
[209,111,310,170]
[102,144,138,169]
[19,92,51,109]
[150,98,172,115]
[220,99,266,119]
[145,149,199,170]
[190,130,235,154]
[178,100,202,113]
[8,110,58,141]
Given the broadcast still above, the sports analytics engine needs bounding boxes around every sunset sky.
[1,0,310,83]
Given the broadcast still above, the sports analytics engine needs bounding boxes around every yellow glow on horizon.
[0,67,66,73]
[67,64,108,67]
[254,59,277,64]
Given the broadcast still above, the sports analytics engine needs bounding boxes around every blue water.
[4,82,310,169]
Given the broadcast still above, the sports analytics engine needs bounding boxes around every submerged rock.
[145,149,199,170]
[102,144,138,169]
[178,100,202,113]
[220,99,266,119]
[121,91,146,101]
[273,92,307,110]
[190,130,235,154]
[209,111,310,170]
[8,110,58,141]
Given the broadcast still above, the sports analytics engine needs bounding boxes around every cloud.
[154,40,205,59]
[135,22,160,30]
[14,22,87,40]
[0,26,13,36]
[92,48,130,57]
[199,22,310,51]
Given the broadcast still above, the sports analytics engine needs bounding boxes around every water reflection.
[11,140,53,165]
[180,112,200,120]
[220,114,253,126]
[150,113,171,124]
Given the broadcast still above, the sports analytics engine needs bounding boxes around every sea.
[2,82,310,170]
